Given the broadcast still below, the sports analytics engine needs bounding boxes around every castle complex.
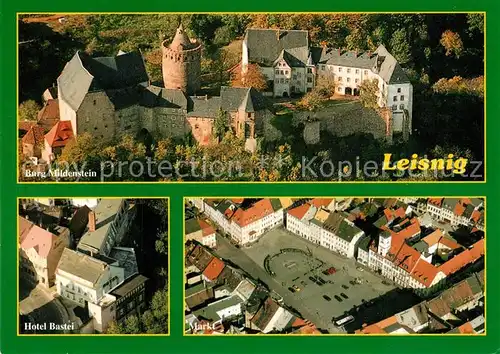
[21,25,412,165]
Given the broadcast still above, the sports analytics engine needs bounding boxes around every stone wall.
[77,92,116,142]
[162,42,202,95]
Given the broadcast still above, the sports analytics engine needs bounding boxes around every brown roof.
[288,203,310,220]
[202,257,225,281]
[37,99,60,132]
[186,244,213,272]
[21,125,45,146]
[438,239,484,276]
[18,121,37,137]
[251,297,280,331]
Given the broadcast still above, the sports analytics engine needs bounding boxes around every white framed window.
[400,95,404,101]
[397,88,401,93]
[393,96,398,102]
[355,69,359,74]
[347,78,351,82]
[364,70,368,75]
[339,67,343,72]
[347,68,351,73]
[399,104,405,110]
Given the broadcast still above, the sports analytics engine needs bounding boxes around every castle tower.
[161,24,202,95]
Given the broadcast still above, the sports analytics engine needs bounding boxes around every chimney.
[277,29,280,40]
[338,48,341,56]
[205,94,208,101]
[88,211,96,232]
[368,51,372,58]
[355,49,358,58]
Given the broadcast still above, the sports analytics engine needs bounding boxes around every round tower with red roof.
[161,24,202,95]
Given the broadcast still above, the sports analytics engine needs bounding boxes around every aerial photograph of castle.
[18,198,169,334]
[184,197,485,334]
[18,13,485,182]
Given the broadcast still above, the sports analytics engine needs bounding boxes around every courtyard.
[242,228,394,327]
[215,226,408,333]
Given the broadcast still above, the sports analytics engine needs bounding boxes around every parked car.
[292,285,301,292]
[288,287,296,293]
[340,293,349,299]
[318,277,327,284]
[323,295,332,301]
[342,284,349,289]
[349,280,356,285]
[334,295,343,302]
[356,267,364,272]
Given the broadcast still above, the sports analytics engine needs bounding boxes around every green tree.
[214,108,228,141]
[18,100,41,121]
[359,79,379,109]
[467,13,484,34]
[390,29,412,65]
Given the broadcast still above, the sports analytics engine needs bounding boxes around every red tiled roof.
[232,199,275,227]
[394,243,421,273]
[20,223,57,258]
[231,198,244,204]
[309,198,333,208]
[471,210,482,223]
[411,258,440,287]
[202,257,225,281]
[21,125,45,146]
[438,239,484,276]
[457,322,474,334]
[438,237,462,250]
[422,229,444,247]
[45,120,74,147]
[19,216,34,243]
[288,203,310,220]
[198,219,215,237]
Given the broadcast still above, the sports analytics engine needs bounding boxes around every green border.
[2,2,500,354]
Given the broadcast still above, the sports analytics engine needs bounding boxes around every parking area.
[242,227,395,326]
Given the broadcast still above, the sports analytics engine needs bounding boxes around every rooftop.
[56,248,110,285]
[109,273,148,298]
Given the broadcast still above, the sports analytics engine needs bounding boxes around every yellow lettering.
[382,153,396,170]
[396,159,410,170]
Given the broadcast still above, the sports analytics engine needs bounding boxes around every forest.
[18,13,485,181]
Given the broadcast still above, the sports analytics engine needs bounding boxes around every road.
[19,278,70,334]
[215,233,344,333]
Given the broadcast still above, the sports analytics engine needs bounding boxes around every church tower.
[161,24,202,95]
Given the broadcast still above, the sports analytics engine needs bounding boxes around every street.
[19,278,71,334]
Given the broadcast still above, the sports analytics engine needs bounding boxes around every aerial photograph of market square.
[184,197,485,334]
[18,198,169,334]
[18,13,484,182]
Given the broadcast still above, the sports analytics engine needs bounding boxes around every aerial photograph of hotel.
[18,198,169,334]
[18,13,484,182]
[184,197,485,334]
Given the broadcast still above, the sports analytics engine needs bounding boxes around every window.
[355,69,359,74]
[280,78,284,83]
[392,104,397,111]
[307,68,313,74]
[307,87,312,92]
[285,79,289,83]
[93,100,97,105]
[338,77,343,82]
[397,88,401,93]
[400,95,404,101]
[280,70,284,75]
[275,70,279,75]
[393,96,398,102]
[307,77,313,83]
[399,104,405,110]
[285,70,289,75]
[321,65,325,70]
[364,70,368,75]
[339,67,343,72]
[338,87,342,92]
[293,74,297,80]
[347,78,351,82]
[347,68,351,73]
[355,78,359,83]
[248,113,252,118]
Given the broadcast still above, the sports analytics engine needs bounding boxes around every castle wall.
[162,42,202,95]
[76,92,116,142]
[116,105,142,138]
[139,106,187,140]
[186,117,214,146]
